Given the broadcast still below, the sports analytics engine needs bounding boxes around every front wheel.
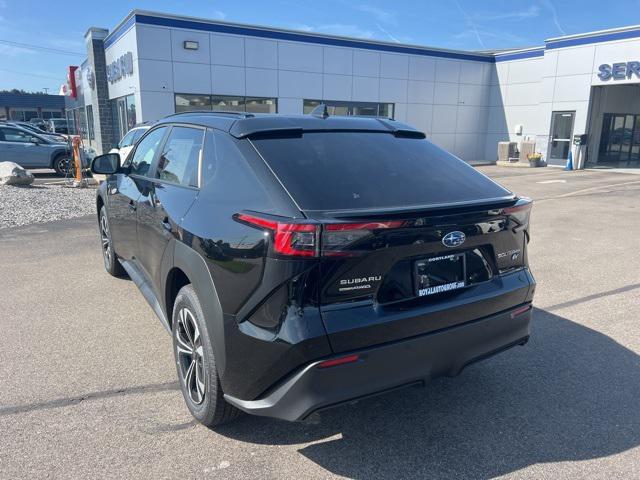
[172,284,240,427]
[53,154,74,177]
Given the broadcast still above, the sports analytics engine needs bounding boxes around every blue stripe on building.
[105,13,495,63]
[495,48,545,63]
[546,27,640,49]
[0,93,65,109]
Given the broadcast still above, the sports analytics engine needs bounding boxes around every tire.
[99,206,126,277]
[172,284,240,427]
[53,154,73,177]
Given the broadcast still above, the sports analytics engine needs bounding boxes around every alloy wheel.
[57,156,71,176]
[176,308,206,405]
[100,214,112,269]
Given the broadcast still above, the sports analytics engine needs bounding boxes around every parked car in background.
[29,118,48,130]
[109,124,150,161]
[47,118,69,135]
[89,124,152,183]
[91,110,535,428]
[8,121,66,143]
[0,123,72,175]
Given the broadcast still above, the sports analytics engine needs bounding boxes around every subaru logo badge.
[442,231,466,248]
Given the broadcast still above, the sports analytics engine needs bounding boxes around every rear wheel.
[172,284,240,427]
[99,206,126,277]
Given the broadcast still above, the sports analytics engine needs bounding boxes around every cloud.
[316,24,375,39]
[375,23,400,43]
[211,10,226,20]
[452,0,486,49]
[539,0,566,35]
[452,29,528,45]
[474,5,540,21]
[289,22,374,39]
[356,5,397,25]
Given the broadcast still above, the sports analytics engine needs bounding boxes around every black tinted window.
[252,132,511,211]
[155,127,203,187]
[198,131,282,213]
[130,127,167,177]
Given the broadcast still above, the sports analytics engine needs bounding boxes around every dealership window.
[9,109,39,121]
[86,105,95,141]
[175,94,277,114]
[109,94,136,143]
[66,110,77,136]
[73,107,88,140]
[303,100,394,118]
[245,97,277,113]
[175,94,211,112]
[41,110,63,119]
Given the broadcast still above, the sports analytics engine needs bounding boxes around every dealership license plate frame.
[414,253,467,297]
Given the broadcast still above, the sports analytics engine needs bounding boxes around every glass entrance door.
[598,113,640,167]
[548,111,575,165]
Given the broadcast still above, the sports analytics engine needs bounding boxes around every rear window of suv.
[251,132,511,212]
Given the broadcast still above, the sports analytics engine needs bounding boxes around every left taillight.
[235,213,319,257]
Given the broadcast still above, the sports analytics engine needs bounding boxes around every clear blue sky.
[0,0,636,93]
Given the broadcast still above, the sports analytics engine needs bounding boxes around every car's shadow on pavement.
[216,308,640,479]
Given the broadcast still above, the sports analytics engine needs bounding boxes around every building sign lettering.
[597,61,640,81]
[107,51,134,83]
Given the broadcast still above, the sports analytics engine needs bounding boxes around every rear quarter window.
[196,130,300,217]
[251,132,511,212]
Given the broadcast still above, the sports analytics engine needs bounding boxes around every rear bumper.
[224,304,532,421]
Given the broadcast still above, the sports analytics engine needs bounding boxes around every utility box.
[519,141,535,163]
[498,142,518,163]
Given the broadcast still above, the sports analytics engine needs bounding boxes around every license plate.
[415,253,466,297]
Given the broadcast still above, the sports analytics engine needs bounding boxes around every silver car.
[0,124,72,175]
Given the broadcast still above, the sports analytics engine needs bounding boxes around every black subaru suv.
[91,110,535,427]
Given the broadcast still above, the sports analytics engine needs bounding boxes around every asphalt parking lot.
[1,165,639,479]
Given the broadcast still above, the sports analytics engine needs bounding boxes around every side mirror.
[91,153,121,175]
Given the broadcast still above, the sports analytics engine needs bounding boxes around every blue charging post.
[565,150,573,171]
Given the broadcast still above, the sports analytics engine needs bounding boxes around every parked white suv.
[109,125,150,161]
[91,125,150,182]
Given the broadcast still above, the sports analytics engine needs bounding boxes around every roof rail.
[165,110,255,119]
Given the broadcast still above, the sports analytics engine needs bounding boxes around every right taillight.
[502,198,532,233]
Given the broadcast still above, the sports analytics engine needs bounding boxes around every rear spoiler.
[229,118,426,139]
[302,195,519,220]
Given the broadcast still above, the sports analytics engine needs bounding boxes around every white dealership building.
[66,10,640,168]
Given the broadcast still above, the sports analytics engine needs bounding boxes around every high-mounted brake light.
[236,213,318,257]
